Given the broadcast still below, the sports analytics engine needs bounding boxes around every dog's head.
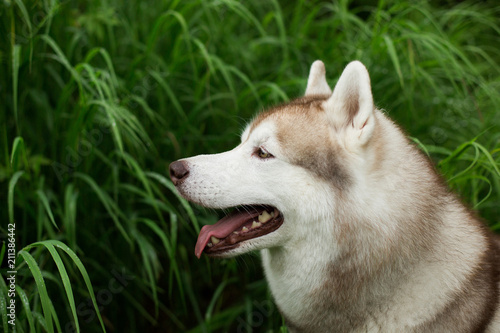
[170,60,378,258]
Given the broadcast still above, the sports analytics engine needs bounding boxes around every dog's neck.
[260,210,411,331]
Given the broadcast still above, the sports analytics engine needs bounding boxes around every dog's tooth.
[258,211,272,223]
[252,221,261,229]
[207,242,213,248]
[233,231,239,235]
[210,236,220,245]
[242,226,249,232]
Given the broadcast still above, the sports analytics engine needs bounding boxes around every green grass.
[1,0,499,331]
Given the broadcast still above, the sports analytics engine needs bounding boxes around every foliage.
[1,0,499,331]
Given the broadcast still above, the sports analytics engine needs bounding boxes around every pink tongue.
[195,207,262,258]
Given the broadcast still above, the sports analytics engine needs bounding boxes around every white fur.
[305,60,332,96]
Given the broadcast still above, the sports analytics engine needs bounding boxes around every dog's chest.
[260,248,334,327]
[260,248,392,332]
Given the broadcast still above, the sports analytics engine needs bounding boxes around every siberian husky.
[169,60,500,332]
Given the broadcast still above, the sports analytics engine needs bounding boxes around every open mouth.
[195,205,284,258]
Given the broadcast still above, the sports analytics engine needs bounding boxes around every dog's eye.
[257,148,273,159]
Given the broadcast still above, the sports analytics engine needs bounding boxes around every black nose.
[169,161,189,185]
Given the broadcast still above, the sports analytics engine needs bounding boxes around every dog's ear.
[305,60,332,96]
[324,61,375,145]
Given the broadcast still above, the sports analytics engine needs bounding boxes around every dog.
[169,60,500,332]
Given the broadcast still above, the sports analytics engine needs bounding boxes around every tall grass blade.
[41,35,85,92]
[42,242,80,332]
[35,190,59,230]
[12,44,21,133]
[10,136,29,172]
[18,251,54,333]
[63,184,78,250]
[0,277,8,331]
[8,171,25,224]
[117,152,163,223]
[383,34,404,88]
[219,0,267,36]
[32,311,48,331]
[205,278,235,321]
[148,70,189,122]
[16,285,36,333]
[49,298,62,333]
[73,172,132,245]
[13,0,33,66]
[135,232,159,317]
[136,218,183,300]
[474,143,500,177]
[146,172,199,232]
